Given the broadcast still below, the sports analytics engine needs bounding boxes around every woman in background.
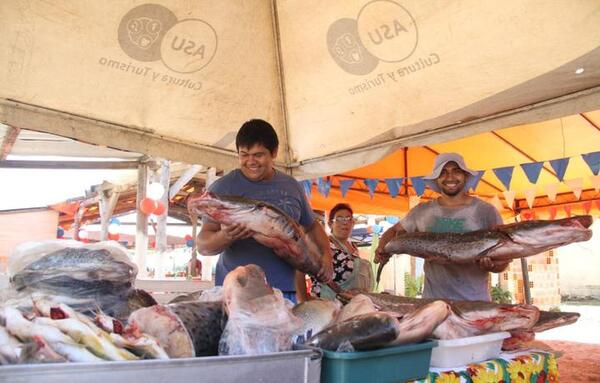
[297,203,373,301]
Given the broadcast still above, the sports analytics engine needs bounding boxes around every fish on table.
[377,216,593,282]
[292,299,342,338]
[354,293,576,340]
[187,191,343,292]
[219,264,301,355]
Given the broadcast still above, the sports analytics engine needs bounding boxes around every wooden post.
[99,182,120,241]
[135,160,149,278]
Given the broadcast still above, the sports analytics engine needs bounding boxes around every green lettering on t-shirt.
[428,217,466,233]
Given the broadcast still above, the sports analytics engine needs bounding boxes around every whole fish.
[306,312,402,351]
[378,216,593,282]
[187,191,334,286]
[356,293,569,339]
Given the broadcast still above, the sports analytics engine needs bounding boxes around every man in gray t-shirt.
[375,153,510,301]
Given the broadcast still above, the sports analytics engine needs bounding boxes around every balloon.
[109,218,121,225]
[147,183,165,200]
[108,223,120,235]
[186,239,194,247]
[153,201,166,216]
[184,234,193,241]
[140,198,158,215]
[56,227,65,238]
[108,232,120,241]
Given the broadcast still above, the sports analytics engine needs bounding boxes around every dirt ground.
[531,304,600,382]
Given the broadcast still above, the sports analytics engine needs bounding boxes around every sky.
[1,156,138,210]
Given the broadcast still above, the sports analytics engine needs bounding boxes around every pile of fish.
[187,191,336,288]
[0,295,168,364]
[6,241,156,321]
[377,215,593,281]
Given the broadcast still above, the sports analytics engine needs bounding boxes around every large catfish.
[356,293,577,339]
[378,216,593,282]
[188,191,338,288]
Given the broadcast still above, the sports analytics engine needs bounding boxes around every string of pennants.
[301,151,600,216]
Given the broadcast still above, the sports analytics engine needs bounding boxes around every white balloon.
[78,230,89,239]
[108,223,120,235]
[147,182,165,200]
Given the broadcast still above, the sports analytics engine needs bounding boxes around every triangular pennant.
[523,188,536,209]
[564,205,572,217]
[521,210,536,221]
[582,201,592,214]
[503,190,516,210]
[384,178,404,198]
[548,206,557,220]
[595,200,600,212]
[300,180,312,198]
[317,177,331,198]
[545,183,558,202]
[410,177,426,197]
[363,178,379,199]
[565,178,583,200]
[549,157,570,181]
[465,170,485,192]
[520,162,544,184]
[493,166,514,190]
[591,175,600,193]
[491,195,503,212]
[409,195,421,209]
[339,179,355,198]
[582,151,600,175]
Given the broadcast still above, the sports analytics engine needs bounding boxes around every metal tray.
[0,349,322,383]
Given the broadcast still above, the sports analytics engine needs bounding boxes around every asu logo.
[118,4,217,74]
[328,0,418,75]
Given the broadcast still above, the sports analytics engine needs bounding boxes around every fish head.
[505,215,593,247]
[187,191,254,223]
[222,264,274,312]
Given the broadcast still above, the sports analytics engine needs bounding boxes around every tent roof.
[310,110,600,217]
[1,1,600,177]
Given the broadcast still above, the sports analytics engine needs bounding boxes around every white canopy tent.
[1,0,599,177]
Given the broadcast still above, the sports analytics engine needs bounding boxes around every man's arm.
[196,221,254,255]
[305,221,333,283]
[374,222,406,263]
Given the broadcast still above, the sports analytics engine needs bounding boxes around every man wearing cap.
[375,153,510,301]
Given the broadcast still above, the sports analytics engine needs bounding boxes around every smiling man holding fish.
[375,153,510,301]
[196,119,333,303]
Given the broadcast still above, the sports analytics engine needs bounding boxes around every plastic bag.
[5,240,141,321]
[218,289,302,355]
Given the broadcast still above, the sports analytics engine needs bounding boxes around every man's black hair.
[236,119,279,154]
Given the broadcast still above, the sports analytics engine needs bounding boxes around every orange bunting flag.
[591,175,600,193]
[564,205,572,217]
[565,178,583,200]
[524,188,536,209]
[595,199,600,212]
[582,201,592,214]
[548,206,557,220]
[503,190,516,210]
[545,183,558,202]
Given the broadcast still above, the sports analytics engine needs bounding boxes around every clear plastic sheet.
[219,289,301,356]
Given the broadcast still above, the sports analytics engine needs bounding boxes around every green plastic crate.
[321,340,437,383]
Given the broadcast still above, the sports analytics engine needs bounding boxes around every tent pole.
[514,212,532,304]
[135,159,149,278]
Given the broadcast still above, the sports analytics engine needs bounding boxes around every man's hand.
[317,256,333,283]
[476,256,511,272]
[221,223,254,242]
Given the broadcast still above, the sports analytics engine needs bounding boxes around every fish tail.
[375,259,388,284]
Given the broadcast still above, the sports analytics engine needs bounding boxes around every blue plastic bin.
[321,340,436,383]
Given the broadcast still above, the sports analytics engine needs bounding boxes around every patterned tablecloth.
[409,350,558,383]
